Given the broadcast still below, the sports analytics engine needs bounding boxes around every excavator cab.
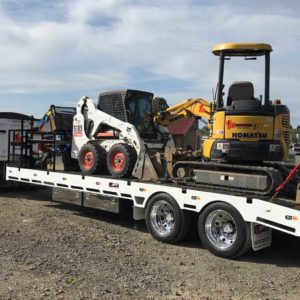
[203,43,290,162]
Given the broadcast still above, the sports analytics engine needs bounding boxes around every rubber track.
[172,161,284,196]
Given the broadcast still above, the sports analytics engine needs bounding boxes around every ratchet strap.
[271,162,300,202]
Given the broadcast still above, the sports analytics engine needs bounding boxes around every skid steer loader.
[71,89,175,180]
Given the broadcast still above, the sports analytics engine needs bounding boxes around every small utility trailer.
[6,165,300,258]
[0,112,32,186]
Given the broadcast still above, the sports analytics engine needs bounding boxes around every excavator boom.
[154,98,213,126]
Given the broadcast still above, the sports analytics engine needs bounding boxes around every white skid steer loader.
[71,90,175,181]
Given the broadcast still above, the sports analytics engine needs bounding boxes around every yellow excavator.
[155,43,294,196]
[156,42,290,162]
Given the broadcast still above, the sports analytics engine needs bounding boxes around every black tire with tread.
[198,202,252,258]
[145,193,191,244]
[106,143,137,178]
[78,143,105,175]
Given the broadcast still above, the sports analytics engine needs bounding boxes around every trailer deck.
[6,166,300,238]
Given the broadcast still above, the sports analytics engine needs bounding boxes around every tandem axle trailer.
[6,165,300,258]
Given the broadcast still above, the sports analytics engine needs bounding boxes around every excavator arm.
[154,98,214,126]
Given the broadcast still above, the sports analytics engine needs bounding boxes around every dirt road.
[1,188,300,299]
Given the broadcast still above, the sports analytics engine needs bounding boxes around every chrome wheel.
[205,209,237,250]
[146,193,191,244]
[150,200,175,237]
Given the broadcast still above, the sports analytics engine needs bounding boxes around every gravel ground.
[1,188,300,300]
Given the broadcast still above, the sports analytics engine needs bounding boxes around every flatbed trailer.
[6,165,300,258]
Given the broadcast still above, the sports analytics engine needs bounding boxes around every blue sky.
[0,0,300,125]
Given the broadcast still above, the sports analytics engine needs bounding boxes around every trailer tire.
[235,223,252,258]
[145,193,191,244]
[107,144,137,178]
[198,202,251,258]
[79,143,105,175]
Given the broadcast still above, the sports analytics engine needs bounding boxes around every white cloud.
[0,0,299,124]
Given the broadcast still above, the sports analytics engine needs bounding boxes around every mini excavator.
[156,43,290,163]
[155,43,295,196]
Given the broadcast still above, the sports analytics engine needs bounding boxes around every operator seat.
[226,81,261,110]
[227,81,254,105]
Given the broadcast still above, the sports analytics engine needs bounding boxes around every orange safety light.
[273,99,281,105]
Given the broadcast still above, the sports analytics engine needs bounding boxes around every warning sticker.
[73,125,83,137]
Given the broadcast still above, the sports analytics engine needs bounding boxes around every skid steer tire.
[78,143,105,175]
[107,144,137,178]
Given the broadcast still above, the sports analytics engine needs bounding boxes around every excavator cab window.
[215,48,271,109]
[125,94,156,139]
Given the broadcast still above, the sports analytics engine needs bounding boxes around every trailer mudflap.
[251,223,272,251]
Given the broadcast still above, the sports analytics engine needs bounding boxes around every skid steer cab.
[71,89,175,181]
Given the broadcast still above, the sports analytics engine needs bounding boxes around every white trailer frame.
[6,166,300,250]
